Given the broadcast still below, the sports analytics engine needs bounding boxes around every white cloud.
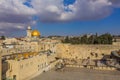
[110,0,120,7]
[31,0,119,21]
[0,0,36,23]
[0,0,120,36]
[31,0,63,22]
[62,0,113,20]
[0,22,25,36]
[0,0,36,36]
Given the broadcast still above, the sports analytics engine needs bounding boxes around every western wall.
[56,43,120,59]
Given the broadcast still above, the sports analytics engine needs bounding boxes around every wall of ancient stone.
[56,43,120,59]
[6,54,47,80]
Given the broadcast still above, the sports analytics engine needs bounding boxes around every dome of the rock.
[31,30,40,37]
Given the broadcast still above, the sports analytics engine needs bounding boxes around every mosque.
[26,26,41,41]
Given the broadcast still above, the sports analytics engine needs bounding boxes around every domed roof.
[31,30,40,37]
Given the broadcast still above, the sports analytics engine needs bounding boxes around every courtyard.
[31,67,120,80]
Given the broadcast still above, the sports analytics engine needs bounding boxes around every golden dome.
[31,30,40,37]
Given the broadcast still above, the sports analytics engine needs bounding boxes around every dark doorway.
[13,75,16,80]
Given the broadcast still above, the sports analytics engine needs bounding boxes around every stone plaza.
[31,67,120,80]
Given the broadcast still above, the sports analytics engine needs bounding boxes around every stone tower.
[27,26,32,38]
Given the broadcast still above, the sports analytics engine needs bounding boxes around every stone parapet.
[65,65,116,71]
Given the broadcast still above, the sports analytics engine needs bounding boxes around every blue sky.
[33,8,120,36]
[0,0,120,37]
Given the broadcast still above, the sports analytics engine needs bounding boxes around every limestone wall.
[56,43,120,59]
[113,42,120,46]
[47,54,57,64]
[6,54,47,80]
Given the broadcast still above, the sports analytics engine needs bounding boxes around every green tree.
[88,35,94,44]
[80,35,88,44]
[62,36,70,43]
[1,35,5,40]
[62,33,113,45]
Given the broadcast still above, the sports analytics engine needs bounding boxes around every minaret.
[27,26,32,38]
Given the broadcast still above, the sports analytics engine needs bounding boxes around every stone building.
[5,52,48,80]
[26,26,40,41]
[1,26,60,80]
[2,50,59,80]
